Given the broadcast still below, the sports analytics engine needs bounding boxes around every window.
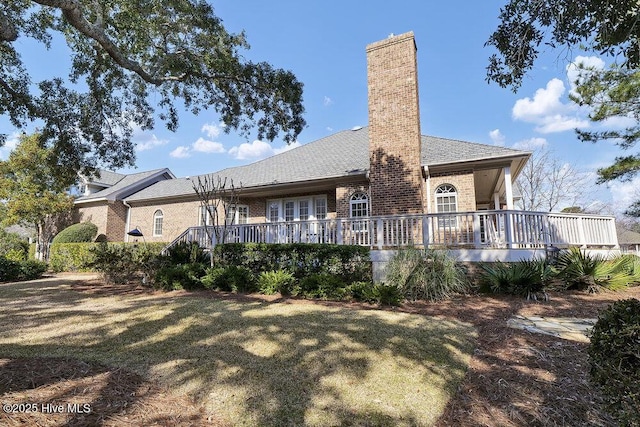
[200,205,214,226]
[435,184,458,228]
[153,209,164,236]
[350,192,369,233]
[350,192,369,218]
[226,205,249,224]
[266,197,327,222]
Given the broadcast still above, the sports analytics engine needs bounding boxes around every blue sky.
[1,0,636,213]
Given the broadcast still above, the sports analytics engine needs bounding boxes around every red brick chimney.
[366,32,424,216]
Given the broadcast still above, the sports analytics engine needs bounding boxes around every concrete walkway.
[507,315,597,343]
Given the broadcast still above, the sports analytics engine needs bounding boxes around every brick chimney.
[366,32,424,216]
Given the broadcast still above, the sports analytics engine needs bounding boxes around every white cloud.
[228,140,274,160]
[512,78,590,133]
[608,177,640,214]
[489,129,505,145]
[228,140,302,160]
[201,122,224,139]
[323,96,333,107]
[193,137,225,154]
[566,56,606,93]
[135,133,168,151]
[0,132,21,159]
[512,137,548,150]
[170,146,191,158]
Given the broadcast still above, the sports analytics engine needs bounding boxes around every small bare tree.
[192,175,241,266]
[517,148,587,212]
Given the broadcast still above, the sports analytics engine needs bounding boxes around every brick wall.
[75,203,108,236]
[75,201,127,241]
[336,183,370,218]
[128,199,201,243]
[366,32,424,216]
[427,170,477,213]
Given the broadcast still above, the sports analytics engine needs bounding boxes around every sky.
[1,0,637,214]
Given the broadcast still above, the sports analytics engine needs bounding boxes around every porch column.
[504,165,514,210]
[493,192,500,210]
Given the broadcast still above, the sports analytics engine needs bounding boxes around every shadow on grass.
[0,278,476,426]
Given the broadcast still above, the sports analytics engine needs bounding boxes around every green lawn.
[0,278,476,426]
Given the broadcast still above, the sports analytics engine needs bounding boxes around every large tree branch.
[0,12,18,42]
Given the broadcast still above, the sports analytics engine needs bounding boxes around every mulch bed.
[2,277,639,426]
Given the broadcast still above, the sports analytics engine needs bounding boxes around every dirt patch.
[3,276,640,426]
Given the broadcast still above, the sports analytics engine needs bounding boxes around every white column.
[504,165,514,210]
[424,167,432,213]
[493,192,500,210]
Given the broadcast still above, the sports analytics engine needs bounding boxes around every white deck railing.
[166,210,619,251]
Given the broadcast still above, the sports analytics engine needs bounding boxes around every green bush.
[346,281,379,303]
[201,265,256,293]
[556,248,638,292]
[589,298,640,425]
[166,241,209,265]
[299,273,346,299]
[0,256,47,282]
[89,243,141,284]
[258,270,297,295]
[52,222,98,244]
[479,259,552,299]
[386,247,468,302]
[213,243,371,284]
[374,283,403,306]
[0,230,29,261]
[154,263,206,291]
[49,243,97,272]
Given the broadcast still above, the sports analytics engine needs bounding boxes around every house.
[74,32,619,262]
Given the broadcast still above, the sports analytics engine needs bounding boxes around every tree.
[0,1,305,175]
[0,133,74,259]
[516,148,586,212]
[192,175,241,266]
[487,0,640,214]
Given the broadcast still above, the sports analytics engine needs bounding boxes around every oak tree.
[487,0,640,214]
[0,1,305,175]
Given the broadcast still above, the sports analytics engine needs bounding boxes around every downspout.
[422,166,431,213]
[123,200,132,243]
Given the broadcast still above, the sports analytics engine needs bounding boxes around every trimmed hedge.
[0,256,48,282]
[49,242,166,273]
[52,222,98,244]
[213,243,371,284]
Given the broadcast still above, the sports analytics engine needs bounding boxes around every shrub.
[299,273,346,299]
[89,243,141,284]
[49,243,96,272]
[346,281,379,303]
[0,230,29,261]
[386,247,468,302]
[52,222,98,244]
[212,243,371,283]
[258,270,297,295]
[479,259,552,299]
[202,266,256,293]
[374,283,403,306]
[154,263,206,291]
[556,248,638,292]
[589,298,640,425]
[0,256,47,282]
[166,241,209,265]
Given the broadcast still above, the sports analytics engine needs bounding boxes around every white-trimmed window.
[226,205,249,225]
[153,209,164,236]
[350,192,369,218]
[266,196,328,222]
[435,184,458,227]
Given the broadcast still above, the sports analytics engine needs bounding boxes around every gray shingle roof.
[87,170,126,187]
[76,168,172,202]
[122,127,529,202]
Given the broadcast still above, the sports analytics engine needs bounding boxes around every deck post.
[337,220,343,245]
[473,213,482,249]
[421,216,430,249]
[504,211,514,249]
[376,218,384,250]
[577,216,587,248]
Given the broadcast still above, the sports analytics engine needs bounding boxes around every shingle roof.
[123,127,529,203]
[76,168,172,202]
[87,170,126,187]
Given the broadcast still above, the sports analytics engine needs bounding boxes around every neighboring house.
[617,227,640,255]
[74,32,618,261]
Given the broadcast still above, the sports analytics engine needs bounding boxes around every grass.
[0,278,476,426]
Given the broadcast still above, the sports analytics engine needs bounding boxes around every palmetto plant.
[479,258,552,300]
[555,248,639,292]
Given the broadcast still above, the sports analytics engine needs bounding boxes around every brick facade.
[336,183,370,218]
[76,201,127,242]
[366,32,424,216]
[427,170,476,213]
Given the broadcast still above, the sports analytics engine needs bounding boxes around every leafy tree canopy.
[487,0,640,214]
[0,1,306,175]
[0,133,74,247]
